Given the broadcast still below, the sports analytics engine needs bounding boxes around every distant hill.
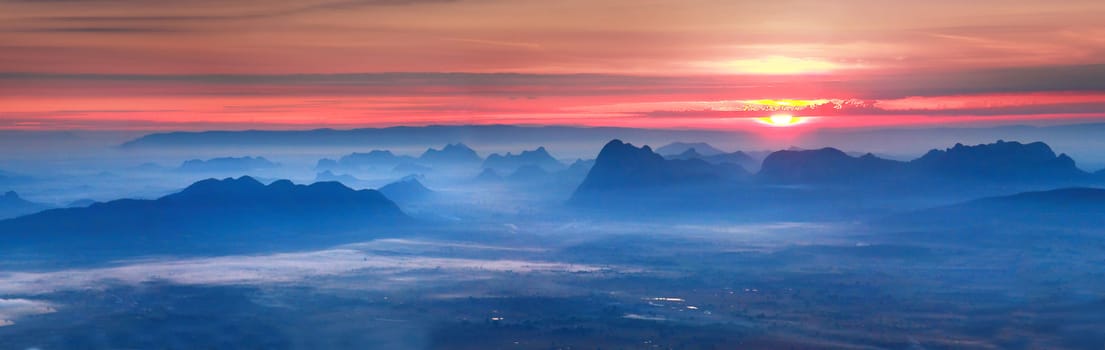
[656,142,725,157]
[419,143,482,166]
[573,140,746,198]
[885,187,1105,228]
[569,139,1101,217]
[474,168,503,182]
[178,156,279,173]
[664,148,704,160]
[377,177,435,203]
[666,148,761,172]
[482,147,563,172]
[758,148,905,185]
[909,140,1089,183]
[120,125,747,149]
[757,140,1095,187]
[314,170,363,186]
[318,150,416,171]
[0,177,407,249]
[0,191,51,220]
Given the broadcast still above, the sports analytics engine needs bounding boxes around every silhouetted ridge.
[321,150,416,170]
[482,146,563,172]
[0,176,407,240]
[665,148,703,160]
[178,156,279,172]
[420,143,481,165]
[703,151,760,171]
[758,148,904,184]
[910,140,1087,182]
[574,140,743,194]
[656,142,725,157]
[314,170,362,185]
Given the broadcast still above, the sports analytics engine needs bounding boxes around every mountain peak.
[420,143,482,164]
[482,146,562,172]
[0,177,407,240]
[574,139,738,196]
[655,142,725,157]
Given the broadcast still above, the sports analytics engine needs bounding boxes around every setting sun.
[759,114,804,127]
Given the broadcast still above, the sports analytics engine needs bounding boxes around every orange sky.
[2,0,1105,131]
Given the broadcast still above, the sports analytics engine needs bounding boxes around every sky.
[2,0,1105,131]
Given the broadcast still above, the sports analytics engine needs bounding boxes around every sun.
[758,114,804,127]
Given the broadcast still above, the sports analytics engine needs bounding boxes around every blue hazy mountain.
[178,156,279,173]
[757,141,1093,186]
[419,143,482,166]
[909,140,1089,183]
[474,168,503,182]
[706,152,761,171]
[318,150,417,171]
[571,139,1100,218]
[663,148,704,160]
[482,146,563,172]
[314,170,364,186]
[120,125,747,149]
[377,176,434,203]
[0,191,52,220]
[665,148,761,172]
[886,187,1105,228]
[316,158,339,170]
[573,140,747,196]
[566,158,595,173]
[758,148,906,184]
[0,177,407,251]
[655,142,726,157]
[559,158,595,181]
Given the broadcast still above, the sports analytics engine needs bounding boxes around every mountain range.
[120,125,747,150]
[419,143,482,166]
[0,177,407,254]
[482,146,564,172]
[656,142,726,157]
[178,156,279,173]
[571,139,1104,215]
[317,150,415,171]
